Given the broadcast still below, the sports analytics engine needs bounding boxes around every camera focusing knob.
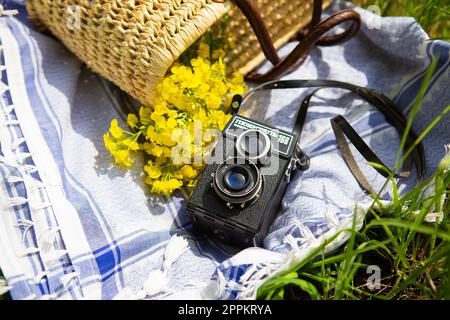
[286,149,310,183]
[230,95,243,115]
[294,144,310,171]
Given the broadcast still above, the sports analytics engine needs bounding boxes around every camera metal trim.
[235,129,271,162]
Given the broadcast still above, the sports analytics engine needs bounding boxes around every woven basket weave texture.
[26,0,330,106]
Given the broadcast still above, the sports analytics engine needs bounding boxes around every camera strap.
[231,79,426,195]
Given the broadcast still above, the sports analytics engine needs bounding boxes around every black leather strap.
[234,79,426,195]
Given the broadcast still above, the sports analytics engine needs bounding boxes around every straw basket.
[26,0,332,106]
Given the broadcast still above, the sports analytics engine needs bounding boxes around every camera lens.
[236,129,271,162]
[213,158,263,206]
[224,166,250,191]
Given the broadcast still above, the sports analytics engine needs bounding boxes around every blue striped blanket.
[0,0,449,299]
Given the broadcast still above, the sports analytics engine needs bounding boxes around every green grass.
[257,60,450,300]
[354,0,450,39]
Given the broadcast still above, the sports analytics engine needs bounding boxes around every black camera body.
[186,115,303,247]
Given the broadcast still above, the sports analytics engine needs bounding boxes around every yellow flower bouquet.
[103,29,247,196]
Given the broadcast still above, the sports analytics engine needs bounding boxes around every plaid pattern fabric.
[0,0,449,299]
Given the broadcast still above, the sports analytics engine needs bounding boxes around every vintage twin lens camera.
[187,115,309,247]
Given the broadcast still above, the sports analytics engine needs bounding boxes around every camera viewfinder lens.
[236,129,271,162]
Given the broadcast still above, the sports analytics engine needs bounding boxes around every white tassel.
[15,152,33,164]
[136,290,147,300]
[52,249,68,258]
[38,227,61,254]
[34,271,49,284]
[15,219,34,228]
[201,270,226,299]
[5,120,20,126]
[3,196,28,208]
[20,247,40,256]
[143,269,169,296]
[140,234,189,298]
[0,5,19,17]
[0,81,8,95]
[283,234,300,251]
[239,264,258,283]
[60,271,80,288]
[162,234,189,271]
[6,174,23,183]
[294,221,319,245]
[226,279,247,293]
[42,249,69,267]
[247,265,275,285]
[1,105,15,117]
[324,205,340,227]
[22,165,38,174]
[412,210,444,224]
[15,219,34,243]
[113,287,138,300]
[30,201,52,211]
[28,181,46,193]
[11,137,26,150]
[40,293,57,300]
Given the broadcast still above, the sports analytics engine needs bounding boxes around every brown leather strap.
[234,0,281,66]
[297,0,324,39]
[299,0,359,46]
[233,0,361,82]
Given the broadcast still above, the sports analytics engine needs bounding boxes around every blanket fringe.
[0,5,19,17]
[113,234,189,300]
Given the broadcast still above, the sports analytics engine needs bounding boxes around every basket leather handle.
[233,0,361,81]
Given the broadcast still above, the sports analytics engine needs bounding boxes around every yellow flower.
[143,142,164,157]
[109,119,125,140]
[162,146,173,158]
[139,107,152,125]
[166,117,177,130]
[113,149,132,167]
[176,165,197,180]
[151,179,183,196]
[229,72,246,95]
[103,41,248,196]
[146,126,158,141]
[204,94,222,110]
[208,110,232,130]
[103,133,115,153]
[212,49,225,60]
[191,58,211,80]
[131,141,140,151]
[127,114,139,129]
[210,58,226,78]
[144,161,162,179]
[197,42,210,59]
